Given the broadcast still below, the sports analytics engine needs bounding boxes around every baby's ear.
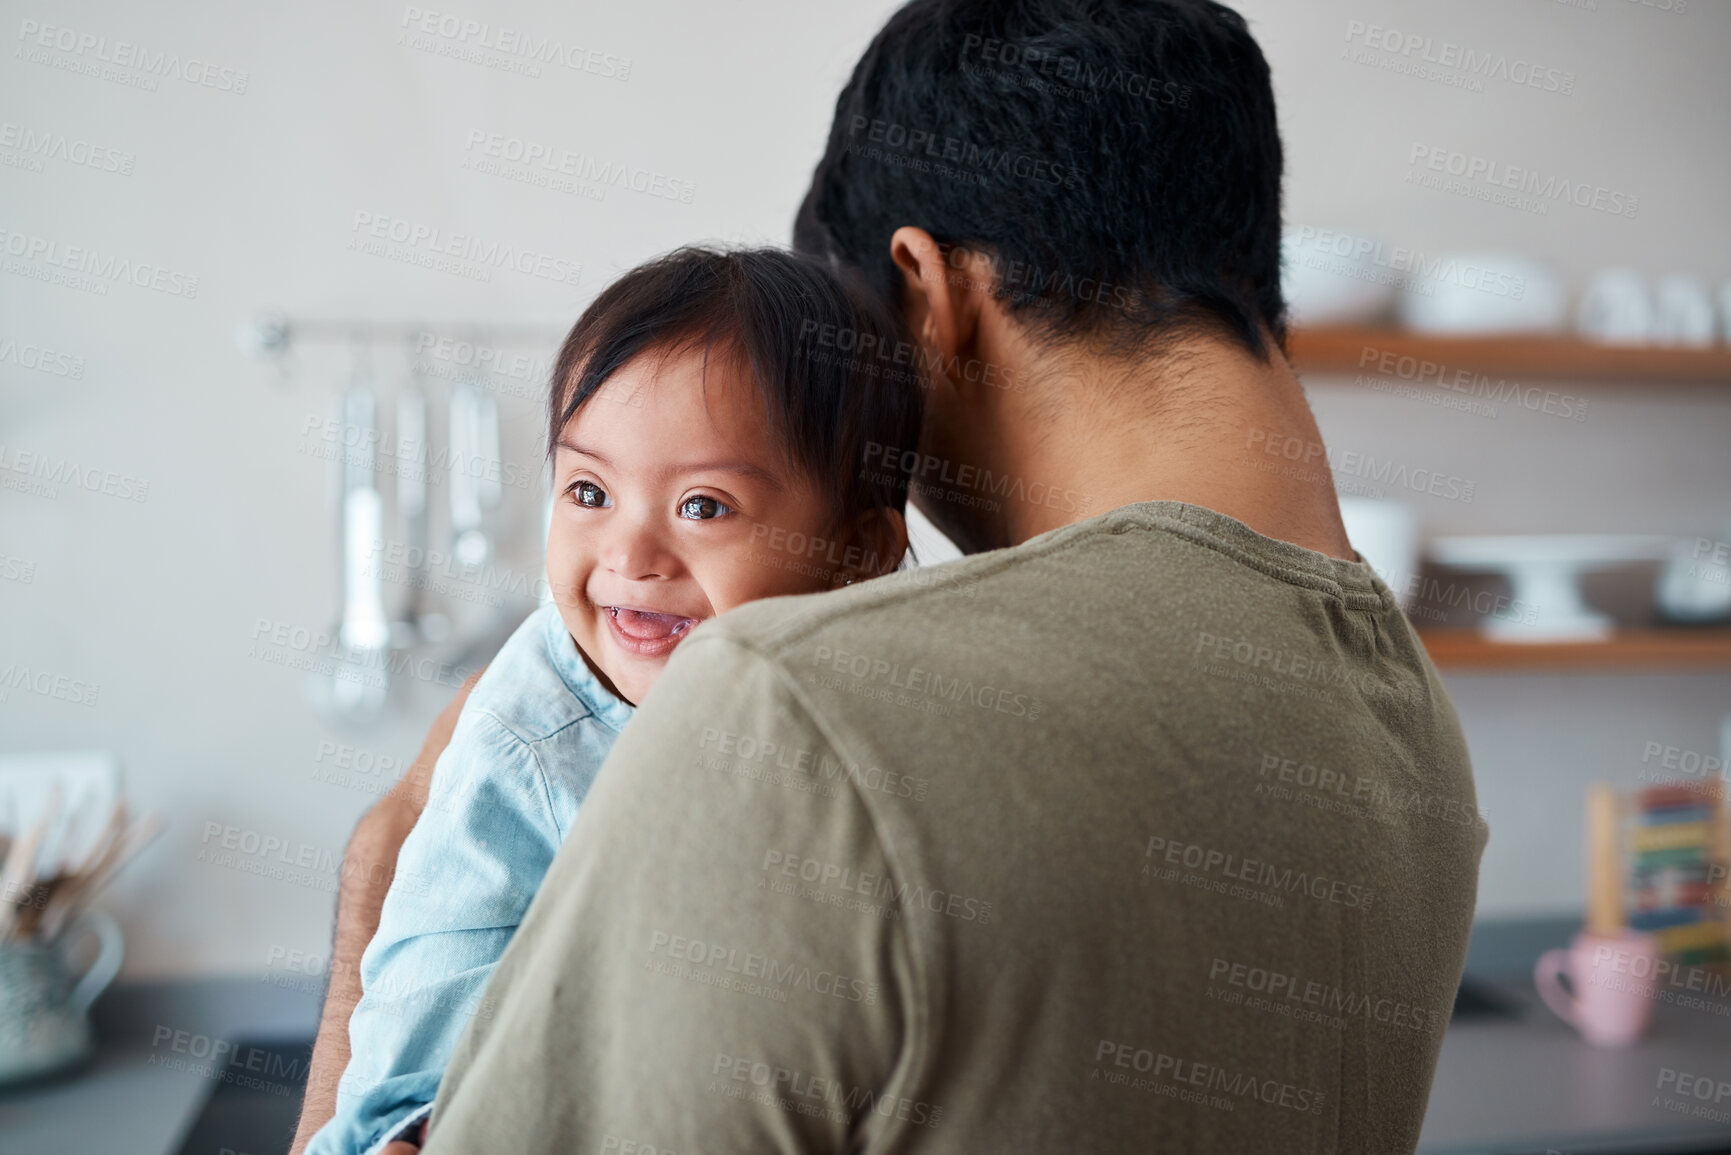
[848,507,908,579]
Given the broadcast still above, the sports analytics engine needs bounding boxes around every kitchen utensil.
[38,810,164,941]
[0,754,159,948]
[393,371,431,646]
[476,390,502,515]
[0,754,121,876]
[0,800,56,941]
[334,356,389,718]
[450,384,492,569]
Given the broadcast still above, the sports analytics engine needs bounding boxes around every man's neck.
[986,333,1355,560]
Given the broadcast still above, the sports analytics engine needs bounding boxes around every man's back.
[425,501,1485,1154]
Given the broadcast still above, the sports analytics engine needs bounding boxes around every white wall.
[1247,0,1731,917]
[2,0,1727,978]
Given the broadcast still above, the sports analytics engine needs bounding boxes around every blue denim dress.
[308,604,633,1155]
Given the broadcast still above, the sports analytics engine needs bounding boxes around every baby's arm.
[292,671,479,1155]
[305,710,562,1155]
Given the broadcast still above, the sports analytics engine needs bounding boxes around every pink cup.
[1534,930,1659,1048]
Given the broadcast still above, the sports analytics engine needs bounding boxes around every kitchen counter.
[1419,917,1731,1154]
[0,977,318,1155]
[1421,983,1731,1153]
[3,919,1730,1154]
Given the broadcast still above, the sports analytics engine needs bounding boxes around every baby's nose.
[600,517,676,581]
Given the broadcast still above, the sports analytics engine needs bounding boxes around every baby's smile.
[600,604,702,659]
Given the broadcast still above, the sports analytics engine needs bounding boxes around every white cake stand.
[1428,535,1673,643]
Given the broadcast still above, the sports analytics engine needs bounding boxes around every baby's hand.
[381,1118,429,1153]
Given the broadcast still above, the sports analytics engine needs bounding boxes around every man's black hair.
[549,246,925,534]
[794,0,1286,360]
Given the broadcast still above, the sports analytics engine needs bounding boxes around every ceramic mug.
[1653,276,1716,348]
[1576,269,1653,345]
[0,912,123,1085]
[1534,929,1658,1048]
[1337,497,1418,610]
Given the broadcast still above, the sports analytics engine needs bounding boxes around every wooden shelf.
[1290,326,1731,383]
[1418,629,1731,671]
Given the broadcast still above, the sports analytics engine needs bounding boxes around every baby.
[308,247,923,1155]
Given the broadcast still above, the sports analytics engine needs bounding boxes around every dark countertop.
[0,977,319,1155]
[3,917,1730,1154]
[1419,916,1731,1154]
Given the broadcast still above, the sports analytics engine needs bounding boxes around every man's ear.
[889,227,985,369]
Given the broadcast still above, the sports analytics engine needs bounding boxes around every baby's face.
[547,348,840,705]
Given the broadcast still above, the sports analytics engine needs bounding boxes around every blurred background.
[3,0,1730,1150]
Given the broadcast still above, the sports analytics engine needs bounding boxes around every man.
[296,1,1486,1151]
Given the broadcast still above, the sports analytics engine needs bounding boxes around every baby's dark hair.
[548,246,926,542]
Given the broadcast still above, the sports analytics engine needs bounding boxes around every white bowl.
[1397,252,1567,335]
[1281,227,1396,326]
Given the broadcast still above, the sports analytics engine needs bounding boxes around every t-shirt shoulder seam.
[1149,507,1387,608]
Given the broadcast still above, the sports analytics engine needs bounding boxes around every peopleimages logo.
[1354,345,1587,422]
[15,19,250,93]
[646,931,879,1005]
[1246,430,1477,505]
[1144,834,1376,909]
[0,121,135,174]
[347,211,582,286]
[0,335,85,379]
[861,441,1093,517]
[760,849,995,924]
[0,226,199,298]
[0,444,150,501]
[1341,20,1576,95]
[796,319,1021,392]
[1285,226,1526,300]
[462,130,695,203]
[0,664,99,708]
[1207,957,1447,1034]
[957,33,1191,109]
[710,1054,945,1129]
[398,6,631,80]
[1093,1039,1328,1115]
[1407,144,1638,220]
[810,644,1044,722]
[846,115,1084,189]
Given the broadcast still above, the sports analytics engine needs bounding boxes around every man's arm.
[422,637,917,1154]
[290,673,480,1155]
[308,711,569,1155]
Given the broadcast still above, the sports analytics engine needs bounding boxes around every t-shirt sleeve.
[308,711,561,1155]
[422,634,919,1155]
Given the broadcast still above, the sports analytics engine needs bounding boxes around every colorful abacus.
[1625,782,1730,968]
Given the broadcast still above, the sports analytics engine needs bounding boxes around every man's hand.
[287,672,483,1155]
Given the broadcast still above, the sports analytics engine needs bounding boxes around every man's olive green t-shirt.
[424,500,1486,1154]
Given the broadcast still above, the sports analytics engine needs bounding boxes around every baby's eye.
[571,480,610,509]
[679,495,731,520]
